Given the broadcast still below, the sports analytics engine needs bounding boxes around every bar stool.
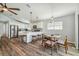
[32,35,37,43]
[37,34,41,40]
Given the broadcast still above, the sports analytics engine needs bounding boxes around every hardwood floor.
[0,38,79,56]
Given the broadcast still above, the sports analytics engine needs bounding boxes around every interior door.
[10,25,18,38]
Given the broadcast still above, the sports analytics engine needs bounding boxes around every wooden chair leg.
[51,47,53,55]
[55,44,58,53]
[57,44,60,50]
[65,46,68,54]
[41,42,46,51]
[0,41,2,48]
[0,38,2,48]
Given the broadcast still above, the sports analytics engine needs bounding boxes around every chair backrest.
[64,35,68,46]
[42,34,46,39]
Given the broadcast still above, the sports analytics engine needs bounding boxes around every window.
[47,21,63,30]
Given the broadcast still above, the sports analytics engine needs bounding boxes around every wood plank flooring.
[0,38,79,56]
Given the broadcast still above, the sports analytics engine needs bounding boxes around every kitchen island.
[19,31,43,43]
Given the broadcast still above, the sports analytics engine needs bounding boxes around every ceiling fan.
[0,3,20,15]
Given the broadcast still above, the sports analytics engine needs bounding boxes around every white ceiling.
[3,3,79,22]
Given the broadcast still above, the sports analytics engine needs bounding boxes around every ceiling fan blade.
[4,3,7,8]
[0,10,4,12]
[0,10,4,13]
[9,8,20,11]
[0,7,4,12]
[0,3,4,7]
[8,9,18,15]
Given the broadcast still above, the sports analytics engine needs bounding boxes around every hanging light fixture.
[26,3,32,20]
[26,3,33,21]
[30,11,32,14]
[49,16,54,23]
[26,4,31,8]
[30,11,32,20]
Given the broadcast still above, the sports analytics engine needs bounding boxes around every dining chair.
[37,34,42,40]
[32,35,37,43]
[41,34,58,55]
[41,34,47,46]
[57,36,68,54]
